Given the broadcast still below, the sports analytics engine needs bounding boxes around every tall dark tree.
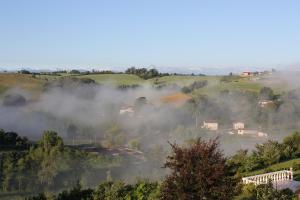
[259,87,274,100]
[160,138,237,200]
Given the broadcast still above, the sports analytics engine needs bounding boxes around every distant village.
[117,70,275,139]
[202,120,268,138]
[119,104,269,139]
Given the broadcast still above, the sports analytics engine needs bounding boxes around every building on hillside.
[119,106,135,116]
[237,129,268,138]
[258,100,274,108]
[241,71,253,77]
[202,121,218,131]
[233,122,245,130]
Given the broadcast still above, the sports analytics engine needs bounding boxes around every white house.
[237,129,268,138]
[202,121,218,131]
[241,71,253,77]
[119,106,134,116]
[257,132,268,137]
[233,122,245,130]
[258,100,274,108]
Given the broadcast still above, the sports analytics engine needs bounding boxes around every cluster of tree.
[68,69,124,75]
[18,70,31,74]
[27,181,160,200]
[259,87,282,102]
[160,138,238,199]
[43,77,98,99]
[181,80,208,93]
[227,132,300,174]
[0,130,120,193]
[26,137,237,200]
[0,129,29,150]
[68,70,82,74]
[44,77,96,89]
[2,94,26,106]
[125,67,168,79]
[27,181,297,200]
[89,70,123,74]
[25,137,298,200]
[117,84,141,90]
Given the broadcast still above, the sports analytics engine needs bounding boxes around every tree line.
[228,132,300,174]
[0,130,30,150]
[0,131,120,193]
[1,129,299,199]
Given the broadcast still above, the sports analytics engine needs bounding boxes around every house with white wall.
[233,122,245,130]
[202,121,218,131]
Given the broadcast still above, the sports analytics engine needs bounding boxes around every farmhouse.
[258,100,274,108]
[233,122,245,130]
[202,121,218,131]
[241,71,253,77]
[119,106,134,116]
[237,129,268,138]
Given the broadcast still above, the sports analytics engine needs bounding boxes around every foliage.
[27,181,160,200]
[228,132,300,175]
[282,132,300,159]
[43,77,97,99]
[134,97,147,110]
[0,130,120,193]
[160,138,238,200]
[125,67,167,79]
[0,129,29,150]
[69,70,81,74]
[117,84,141,90]
[181,80,208,93]
[259,87,274,100]
[235,182,296,200]
[18,70,31,74]
[2,94,26,106]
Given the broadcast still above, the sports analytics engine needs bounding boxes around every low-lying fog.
[1,72,300,157]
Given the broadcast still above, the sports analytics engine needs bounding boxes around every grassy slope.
[0,73,45,97]
[243,158,300,181]
[149,75,217,85]
[81,74,145,85]
[192,77,262,97]
[0,85,7,95]
[0,73,265,97]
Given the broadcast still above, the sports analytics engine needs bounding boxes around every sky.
[0,0,300,72]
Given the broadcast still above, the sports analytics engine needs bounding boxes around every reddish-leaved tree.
[160,138,237,200]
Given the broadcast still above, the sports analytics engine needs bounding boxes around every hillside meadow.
[0,72,271,99]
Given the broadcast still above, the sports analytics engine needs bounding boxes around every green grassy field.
[0,73,45,97]
[0,73,267,98]
[191,76,263,97]
[81,74,145,85]
[242,158,300,181]
[0,86,8,96]
[149,75,219,85]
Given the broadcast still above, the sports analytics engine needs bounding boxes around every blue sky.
[0,0,299,71]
